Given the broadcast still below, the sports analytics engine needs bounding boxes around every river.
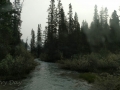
[0,59,91,90]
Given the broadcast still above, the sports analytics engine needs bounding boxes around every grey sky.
[10,0,120,43]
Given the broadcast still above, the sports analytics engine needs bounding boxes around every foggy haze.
[10,0,120,43]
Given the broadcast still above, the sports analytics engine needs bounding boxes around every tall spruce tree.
[93,5,99,25]
[57,0,62,32]
[12,0,22,46]
[43,26,48,46]
[45,0,60,61]
[47,0,56,41]
[58,8,68,57]
[11,0,23,55]
[37,24,42,57]
[0,0,13,60]
[30,29,35,55]
[68,3,73,34]
[81,20,91,54]
[0,0,23,59]
[110,10,120,42]
[25,38,28,50]
[109,10,120,52]
[89,5,103,52]
[71,12,81,54]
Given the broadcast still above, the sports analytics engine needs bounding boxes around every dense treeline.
[0,0,36,80]
[36,0,90,61]
[35,1,120,88]
[30,24,42,57]
[33,0,120,62]
[0,0,21,60]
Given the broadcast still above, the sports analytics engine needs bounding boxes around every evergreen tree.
[104,7,109,25]
[68,3,73,34]
[47,0,56,40]
[45,0,59,61]
[0,0,13,60]
[109,10,120,52]
[89,5,103,52]
[99,7,105,28]
[11,0,23,55]
[30,29,35,55]
[25,38,28,50]
[99,7,108,46]
[43,26,48,45]
[58,8,68,57]
[12,0,22,46]
[81,20,91,54]
[37,24,42,57]
[102,7,109,49]
[93,5,99,25]
[70,12,81,54]
[0,0,23,59]
[57,0,63,33]
[110,10,120,42]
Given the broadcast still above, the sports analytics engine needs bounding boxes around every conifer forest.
[1,0,120,90]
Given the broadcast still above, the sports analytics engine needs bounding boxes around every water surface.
[0,59,91,90]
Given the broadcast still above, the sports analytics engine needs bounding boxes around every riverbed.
[0,59,91,90]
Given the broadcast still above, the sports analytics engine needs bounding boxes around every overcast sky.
[10,0,120,43]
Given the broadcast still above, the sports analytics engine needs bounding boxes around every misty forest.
[1,0,120,90]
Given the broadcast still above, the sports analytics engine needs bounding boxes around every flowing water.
[0,59,91,90]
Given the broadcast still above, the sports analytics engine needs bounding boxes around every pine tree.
[58,8,68,57]
[81,20,88,32]
[71,12,81,54]
[103,7,109,48]
[57,0,63,32]
[74,12,80,33]
[44,26,48,44]
[110,10,120,42]
[37,24,42,57]
[12,0,22,46]
[81,20,91,54]
[0,0,23,59]
[25,38,28,50]
[68,3,73,34]
[89,5,103,52]
[47,0,56,40]
[93,5,99,25]
[104,7,108,25]
[30,29,35,55]
[99,7,105,28]
[43,26,48,50]
[45,0,60,61]
[0,0,13,60]
[99,7,109,32]
[10,0,23,56]
[109,10,120,52]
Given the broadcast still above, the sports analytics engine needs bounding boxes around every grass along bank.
[57,52,120,90]
[58,52,120,73]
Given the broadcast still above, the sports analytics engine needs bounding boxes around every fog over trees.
[1,0,120,89]
[29,0,120,61]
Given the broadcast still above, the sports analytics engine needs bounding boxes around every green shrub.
[97,53,120,72]
[98,49,111,57]
[58,59,89,72]
[79,73,97,83]
[0,45,37,80]
[58,52,120,73]
[90,74,120,90]
[0,54,14,75]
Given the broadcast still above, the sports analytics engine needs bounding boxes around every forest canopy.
[31,0,120,62]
